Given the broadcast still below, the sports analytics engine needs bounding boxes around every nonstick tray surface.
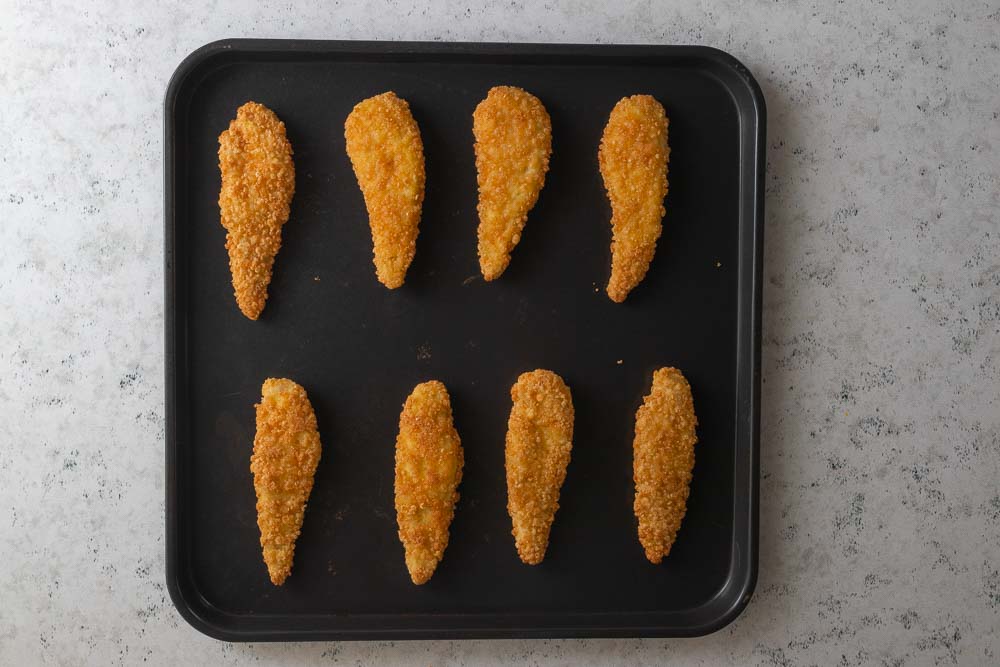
[165,39,764,640]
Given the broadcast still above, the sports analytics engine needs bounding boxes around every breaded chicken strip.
[473,86,552,281]
[250,378,322,585]
[218,102,295,319]
[633,367,697,564]
[505,369,574,565]
[395,380,463,584]
[599,95,669,303]
[344,92,425,289]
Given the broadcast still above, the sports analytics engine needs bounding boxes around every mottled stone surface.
[1,0,998,664]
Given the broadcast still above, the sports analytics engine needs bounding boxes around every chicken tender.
[473,86,552,281]
[395,380,463,584]
[599,95,670,303]
[633,367,697,564]
[505,369,574,565]
[250,378,322,585]
[344,92,425,289]
[218,101,296,320]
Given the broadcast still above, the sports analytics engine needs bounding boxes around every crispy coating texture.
[250,378,322,585]
[473,86,552,281]
[633,367,697,564]
[218,102,296,320]
[599,95,669,303]
[505,370,574,565]
[395,381,464,584]
[344,92,425,289]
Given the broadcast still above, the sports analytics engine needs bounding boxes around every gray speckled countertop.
[2,1,999,664]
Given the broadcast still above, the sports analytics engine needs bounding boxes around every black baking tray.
[165,39,763,641]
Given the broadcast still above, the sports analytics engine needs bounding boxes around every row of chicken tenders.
[217,88,670,319]
[251,368,697,586]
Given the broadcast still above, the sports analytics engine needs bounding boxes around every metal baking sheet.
[164,39,763,641]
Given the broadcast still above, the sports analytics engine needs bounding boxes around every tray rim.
[164,37,764,642]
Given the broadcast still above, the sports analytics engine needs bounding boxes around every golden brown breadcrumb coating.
[394,380,464,584]
[473,86,552,281]
[633,367,697,564]
[344,92,425,289]
[599,95,669,303]
[250,378,322,585]
[218,101,296,320]
[505,369,574,565]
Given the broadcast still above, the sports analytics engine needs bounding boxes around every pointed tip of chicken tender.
[344,92,425,289]
[505,369,574,565]
[251,378,322,585]
[633,367,697,564]
[395,380,464,584]
[474,86,552,281]
[218,101,296,320]
[599,95,669,303]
